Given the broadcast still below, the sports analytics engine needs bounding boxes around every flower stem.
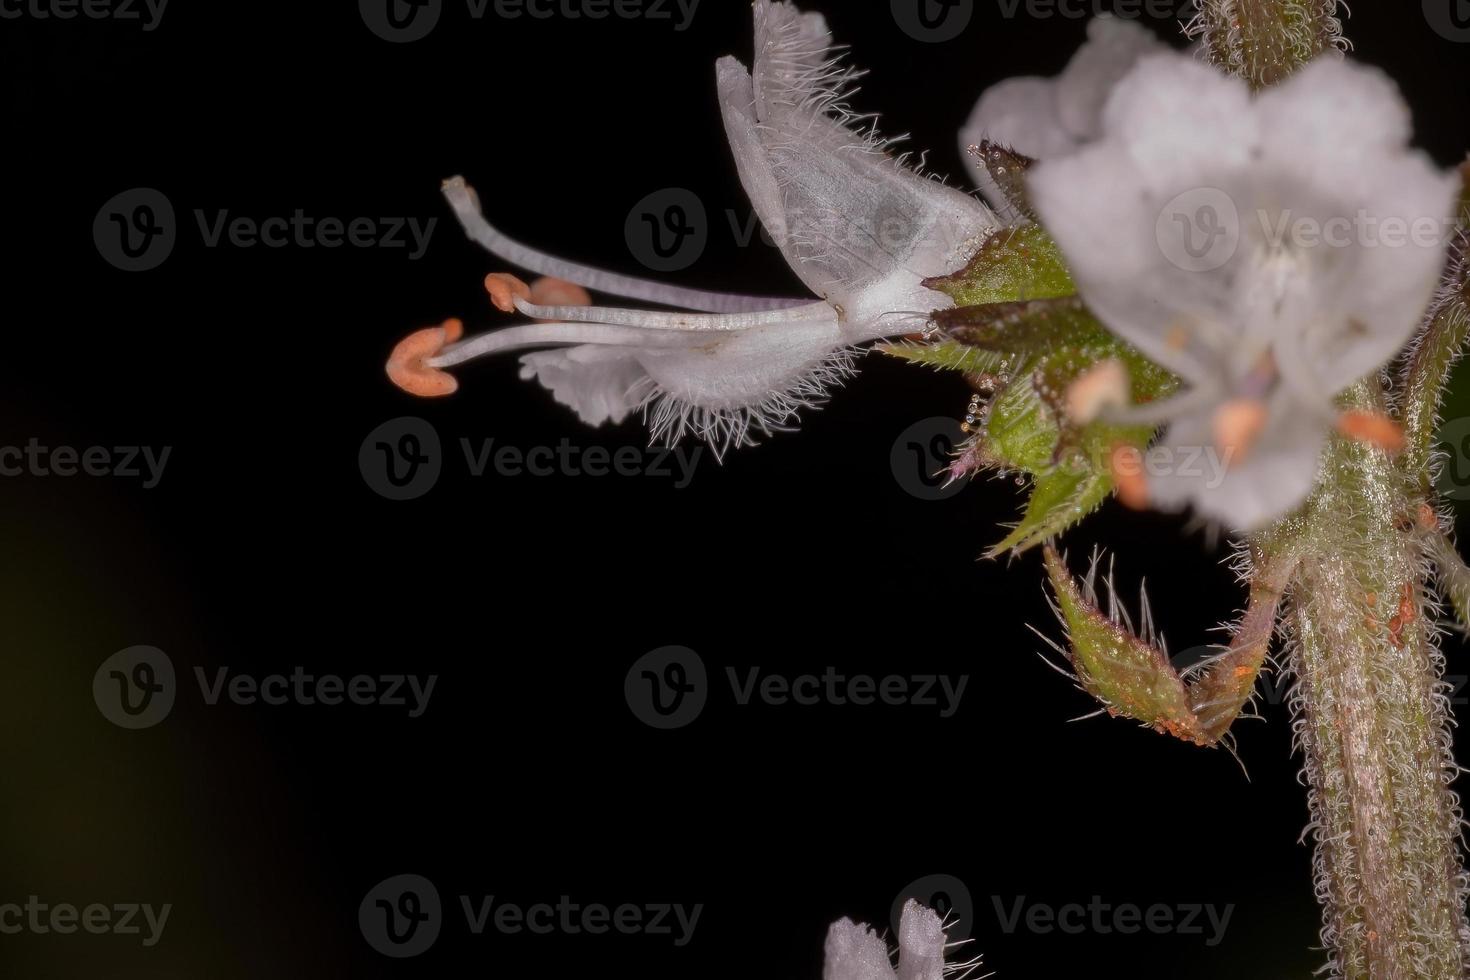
[1188,0,1345,89]
[1285,381,1468,978]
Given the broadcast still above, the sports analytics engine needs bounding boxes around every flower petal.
[518,345,648,427]
[823,918,898,980]
[895,901,947,980]
[1147,391,1327,531]
[1053,16,1167,141]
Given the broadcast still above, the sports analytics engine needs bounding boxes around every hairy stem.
[1188,0,1345,89]
[1286,381,1468,978]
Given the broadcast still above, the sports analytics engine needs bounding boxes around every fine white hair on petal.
[723,1,997,309]
[1029,49,1458,530]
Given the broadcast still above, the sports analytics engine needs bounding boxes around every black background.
[4,0,1470,977]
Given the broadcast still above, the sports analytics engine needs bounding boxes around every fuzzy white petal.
[727,1,996,314]
[1054,16,1169,141]
[959,16,1164,210]
[895,901,947,980]
[1030,51,1456,528]
[823,918,899,980]
[518,345,647,426]
[1147,391,1326,531]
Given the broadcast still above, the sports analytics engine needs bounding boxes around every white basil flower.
[391,1,995,457]
[1029,53,1457,530]
[824,901,966,980]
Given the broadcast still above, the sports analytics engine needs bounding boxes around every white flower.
[959,16,1164,211]
[824,901,972,980]
[390,1,995,457]
[1028,53,1457,530]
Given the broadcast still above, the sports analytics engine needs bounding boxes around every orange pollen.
[529,276,593,309]
[1336,410,1405,454]
[1212,398,1269,465]
[484,272,532,313]
[386,318,464,398]
[1065,358,1129,425]
[1108,442,1149,510]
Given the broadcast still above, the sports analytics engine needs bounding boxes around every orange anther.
[529,276,593,308]
[1065,358,1129,425]
[1108,442,1149,510]
[1212,398,1268,464]
[484,272,532,313]
[1337,410,1405,454]
[386,318,463,398]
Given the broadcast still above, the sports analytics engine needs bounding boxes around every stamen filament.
[427,321,703,368]
[510,296,836,332]
[442,177,808,314]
